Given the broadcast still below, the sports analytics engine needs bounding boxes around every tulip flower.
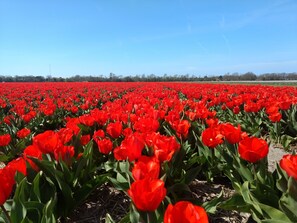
[97,138,113,154]
[201,127,223,148]
[164,201,208,223]
[16,128,31,139]
[220,123,242,144]
[0,168,14,205]
[106,121,122,138]
[280,154,297,180]
[0,134,11,147]
[132,156,160,181]
[128,178,166,211]
[238,137,268,163]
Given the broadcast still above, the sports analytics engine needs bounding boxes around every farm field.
[1,82,297,223]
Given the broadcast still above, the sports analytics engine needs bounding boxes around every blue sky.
[0,0,297,77]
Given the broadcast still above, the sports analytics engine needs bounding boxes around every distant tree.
[241,72,257,81]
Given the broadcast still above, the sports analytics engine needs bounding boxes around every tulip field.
[1,82,297,223]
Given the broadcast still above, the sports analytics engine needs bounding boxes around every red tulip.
[201,127,223,148]
[280,154,297,180]
[23,145,43,171]
[70,106,78,114]
[54,145,75,164]
[268,112,282,122]
[0,168,14,205]
[279,101,291,110]
[97,138,113,154]
[122,127,133,137]
[66,118,81,135]
[205,118,219,127]
[151,133,180,162]
[114,133,145,161]
[132,156,160,181]
[93,129,105,142]
[106,121,122,138]
[233,106,240,114]
[0,134,11,147]
[238,137,268,163]
[175,120,191,139]
[6,157,27,177]
[164,201,208,223]
[79,114,95,127]
[244,101,261,113]
[80,134,90,146]
[33,130,62,154]
[220,123,242,144]
[90,108,108,125]
[16,128,31,139]
[58,128,74,144]
[21,111,36,123]
[266,106,279,115]
[134,118,159,133]
[3,115,13,125]
[127,178,166,211]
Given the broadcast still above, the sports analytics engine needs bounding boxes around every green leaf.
[203,190,224,214]
[129,205,140,223]
[118,160,130,173]
[11,178,28,223]
[104,160,116,172]
[23,201,43,221]
[83,140,93,157]
[184,165,201,184]
[116,172,129,184]
[108,176,130,191]
[105,213,116,223]
[241,181,263,217]
[251,182,279,209]
[257,203,291,222]
[261,220,291,223]
[276,164,288,193]
[32,173,42,202]
[280,135,294,150]
[58,161,72,184]
[73,173,109,206]
[30,157,74,216]
[73,155,88,183]
[118,213,131,223]
[41,193,57,223]
[279,193,297,222]
[219,193,251,213]
[167,183,191,199]
[233,155,253,182]
[0,155,9,162]
[287,177,297,201]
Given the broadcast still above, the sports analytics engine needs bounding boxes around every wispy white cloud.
[196,41,208,54]
[187,23,192,33]
[221,34,231,56]
[129,31,189,44]
[219,0,296,30]
[219,15,225,29]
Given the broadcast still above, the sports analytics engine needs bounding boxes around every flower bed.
[0,82,297,222]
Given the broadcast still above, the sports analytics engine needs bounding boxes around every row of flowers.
[1,82,297,222]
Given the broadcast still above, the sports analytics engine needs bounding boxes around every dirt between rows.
[61,145,288,223]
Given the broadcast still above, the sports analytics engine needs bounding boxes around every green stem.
[252,164,258,181]
[147,212,151,223]
[0,205,11,223]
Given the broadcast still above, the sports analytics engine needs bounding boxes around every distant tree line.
[0,72,297,82]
